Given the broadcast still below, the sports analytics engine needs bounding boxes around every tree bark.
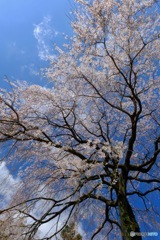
[117,174,142,240]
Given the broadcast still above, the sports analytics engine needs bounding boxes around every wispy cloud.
[33,16,58,61]
[0,162,20,208]
[0,161,86,239]
[21,63,39,76]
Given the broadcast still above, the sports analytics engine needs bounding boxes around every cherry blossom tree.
[0,0,160,239]
[61,221,82,240]
[0,212,30,240]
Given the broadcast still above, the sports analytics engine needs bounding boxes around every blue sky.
[0,0,73,87]
[0,1,86,237]
[0,0,80,237]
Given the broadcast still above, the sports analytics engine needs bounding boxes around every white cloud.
[33,16,58,61]
[38,215,87,240]
[0,162,20,208]
[0,162,87,239]
[21,63,39,76]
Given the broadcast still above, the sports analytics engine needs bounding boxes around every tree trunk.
[117,174,142,240]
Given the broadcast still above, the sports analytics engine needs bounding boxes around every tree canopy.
[0,0,160,239]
